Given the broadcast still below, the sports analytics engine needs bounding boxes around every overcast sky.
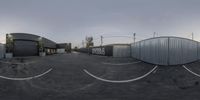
[0,0,200,47]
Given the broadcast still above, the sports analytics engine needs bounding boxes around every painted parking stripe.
[0,68,53,81]
[83,65,158,83]
[102,61,142,66]
[183,65,200,77]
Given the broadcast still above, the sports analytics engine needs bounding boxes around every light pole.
[133,33,136,43]
[100,35,103,46]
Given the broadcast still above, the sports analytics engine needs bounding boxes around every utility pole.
[100,35,103,46]
[133,33,136,43]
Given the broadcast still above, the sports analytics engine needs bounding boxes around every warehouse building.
[6,33,70,57]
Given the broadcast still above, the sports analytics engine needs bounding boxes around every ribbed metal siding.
[113,45,130,57]
[131,42,140,59]
[131,37,199,65]
[11,33,40,41]
[182,39,198,64]
[139,38,168,65]
[156,38,168,65]
[198,42,200,59]
[0,43,4,59]
[14,40,38,57]
[140,40,153,63]
[168,38,183,65]
[169,38,198,65]
[10,33,57,49]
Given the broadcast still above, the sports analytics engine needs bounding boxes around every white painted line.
[183,65,200,77]
[0,68,53,81]
[102,61,142,66]
[83,65,158,83]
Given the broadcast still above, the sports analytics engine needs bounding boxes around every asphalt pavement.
[0,52,199,100]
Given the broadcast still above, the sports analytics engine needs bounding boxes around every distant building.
[57,43,71,53]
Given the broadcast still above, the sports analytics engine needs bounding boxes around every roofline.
[137,36,199,43]
[9,33,57,44]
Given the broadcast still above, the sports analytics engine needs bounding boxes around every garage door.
[14,41,38,56]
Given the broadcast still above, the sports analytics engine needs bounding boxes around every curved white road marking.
[0,68,53,81]
[183,65,200,77]
[84,65,158,83]
[102,61,141,66]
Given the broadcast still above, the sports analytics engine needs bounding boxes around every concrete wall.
[131,37,199,65]
[0,43,5,59]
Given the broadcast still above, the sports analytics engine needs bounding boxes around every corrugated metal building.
[6,33,57,57]
[131,37,199,65]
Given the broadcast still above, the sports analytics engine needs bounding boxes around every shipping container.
[91,45,113,56]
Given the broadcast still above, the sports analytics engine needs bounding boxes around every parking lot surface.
[0,52,200,100]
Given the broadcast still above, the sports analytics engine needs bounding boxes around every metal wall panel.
[169,38,198,65]
[168,38,183,65]
[198,42,200,59]
[131,37,199,65]
[155,38,169,65]
[14,40,38,57]
[131,42,140,59]
[181,39,198,64]
[0,43,5,59]
[10,33,57,49]
[11,33,40,41]
[42,38,57,48]
[139,38,168,65]
[113,45,130,57]
[140,39,154,64]
[90,46,113,56]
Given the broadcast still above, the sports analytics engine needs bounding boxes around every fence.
[131,37,199,65]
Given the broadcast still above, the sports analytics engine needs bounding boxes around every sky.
[0,0,200,47]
